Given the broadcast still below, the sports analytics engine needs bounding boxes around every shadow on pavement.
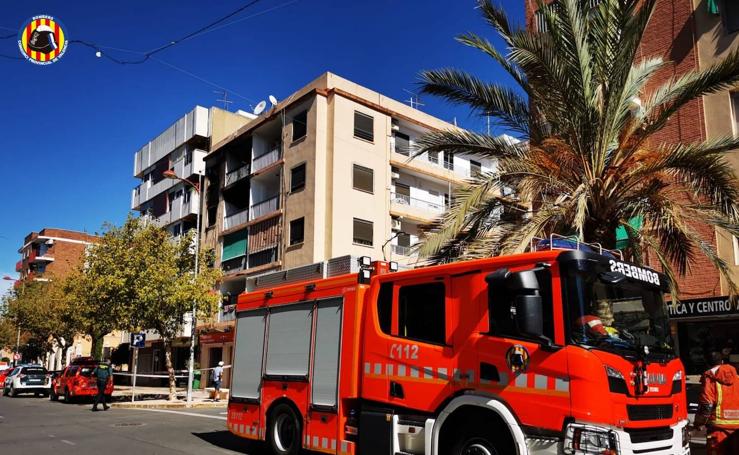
[192,430,263,454]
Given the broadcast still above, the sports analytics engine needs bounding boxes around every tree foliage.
[416,0,739,295]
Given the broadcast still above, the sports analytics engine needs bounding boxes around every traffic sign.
[130,332,146,348]
[13,353,20,360]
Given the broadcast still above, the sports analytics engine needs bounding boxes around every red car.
[50,358,113,403]
[0,367,14,386]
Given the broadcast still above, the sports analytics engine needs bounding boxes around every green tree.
[415,0,739,293]
[127,220,221,401]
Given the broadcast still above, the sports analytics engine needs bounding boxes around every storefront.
[198,329,235,389]
[669,296,739,375]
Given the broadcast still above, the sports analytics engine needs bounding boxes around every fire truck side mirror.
[486,268,545,339]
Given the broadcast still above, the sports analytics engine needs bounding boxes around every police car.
[3,364,50,397]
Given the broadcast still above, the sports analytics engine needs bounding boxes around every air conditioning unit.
[391,218,402,230]
[391,172,400,180]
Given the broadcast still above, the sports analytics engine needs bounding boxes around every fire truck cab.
[227,246,689,455]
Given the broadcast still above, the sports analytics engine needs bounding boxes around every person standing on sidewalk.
[92,361,112,411]
[694,351,739,454]
[212,361,224,402]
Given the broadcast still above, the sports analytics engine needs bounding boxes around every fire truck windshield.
[565,269,674,360]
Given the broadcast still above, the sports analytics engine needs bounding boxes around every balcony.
[150,193,200,227]
[131,149,206,210]
[390,151,473,183]
[252,146,281,173]
[225,164,250,187]
[224,208,249,231]
[391,244,415,257]
[250,195,280,221]
[27,250,54,263]
[390,193,446,222]
[15,260,22,272]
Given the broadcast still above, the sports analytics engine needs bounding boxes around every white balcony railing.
[250,195,279,220]
[252,146,280,173]
[391,244,415,257]
[224,208,249,230]
[225,164,250,186]
[391,193,445,214]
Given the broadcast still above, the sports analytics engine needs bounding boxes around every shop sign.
[200,331,234,344]
[667,296,739,319]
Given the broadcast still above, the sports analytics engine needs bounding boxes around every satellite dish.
[268,95,278,106]
[253,100,267,115]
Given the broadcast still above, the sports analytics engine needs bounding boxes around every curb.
[111,402,227,409]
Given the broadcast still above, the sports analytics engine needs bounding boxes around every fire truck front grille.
[624,427,673,444]
[626,404,673,421]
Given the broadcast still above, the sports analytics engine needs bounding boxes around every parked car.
[3,365,50,397]
[50,358,113,403]
[0,366,15,387]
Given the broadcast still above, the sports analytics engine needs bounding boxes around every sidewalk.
[111,385,228,409]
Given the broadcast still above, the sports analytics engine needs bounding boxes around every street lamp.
[163,169,203,407]
[3,275,22,366]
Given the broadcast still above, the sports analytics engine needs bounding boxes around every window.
[721,1,739,33]
[352,164,374,193]
[428,150,439,164]
[185,149,192,165]
[353,218,373,246]
[377,282,393,335]
[292,110,307,141]
[733,236,739,266]
[443,151,454,170]
[398,282,446,344]
[394,132,410,155]
[731,92,739,136]
[222,229,248,261]
[207,205,217,227]
[290,217,305,245]
[172,223,182,237]
[291,163,306,192]
[354,111,374,142]
[470,160,482,178]
[183,188,191,204]
[489,267,555,341]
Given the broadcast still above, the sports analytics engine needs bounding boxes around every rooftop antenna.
[214,90,234,111]
[253,100,267,116]
[268,95,278,107]
[403,89,425,110]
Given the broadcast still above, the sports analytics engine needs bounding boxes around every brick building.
[14,228,121,367]
[524,0,739,373]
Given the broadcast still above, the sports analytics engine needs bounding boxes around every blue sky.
[0,0,525,295]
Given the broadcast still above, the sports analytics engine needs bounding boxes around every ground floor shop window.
[677,320,739,374]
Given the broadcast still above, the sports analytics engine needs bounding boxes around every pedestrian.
[694,351,739,454]
[212,361,224,402]
[92,361,112,412]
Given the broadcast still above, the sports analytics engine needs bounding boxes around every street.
[0,396,263,454]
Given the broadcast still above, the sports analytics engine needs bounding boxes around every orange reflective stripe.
[714,383,739,426]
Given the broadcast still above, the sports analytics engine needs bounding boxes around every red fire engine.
[227,243,689,455]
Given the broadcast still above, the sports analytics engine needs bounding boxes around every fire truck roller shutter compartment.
[266,303,313,378]
[231,309,267,400]
[311,298,343,407]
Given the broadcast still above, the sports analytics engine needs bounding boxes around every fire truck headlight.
[671,370,684,394]
[565,424,618,455]
[604,365,628,394]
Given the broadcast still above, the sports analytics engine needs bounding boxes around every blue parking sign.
[130,332,146,348]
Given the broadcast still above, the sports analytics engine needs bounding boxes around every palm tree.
[415,0,739,293]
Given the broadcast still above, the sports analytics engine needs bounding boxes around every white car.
[3,365,50,397]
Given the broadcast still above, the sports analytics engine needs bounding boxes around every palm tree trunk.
[163,339,177,401]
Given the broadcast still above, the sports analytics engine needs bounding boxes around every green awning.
[615,216,643,250]
[222,229,247,261]
[708,0,720,15]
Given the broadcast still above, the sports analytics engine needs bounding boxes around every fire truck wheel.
[451,435,500,455]
[268,403,302,455]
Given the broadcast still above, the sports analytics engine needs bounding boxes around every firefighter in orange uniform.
[694,351,739,454]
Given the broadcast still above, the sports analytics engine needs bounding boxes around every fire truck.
[227,242,690,455]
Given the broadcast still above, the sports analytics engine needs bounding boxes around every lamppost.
[162,169,203,407]
[3,275,22,366]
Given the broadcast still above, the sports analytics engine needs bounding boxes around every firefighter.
[91,361,112,412]
[694,351,739,454]
[576,299,619,338]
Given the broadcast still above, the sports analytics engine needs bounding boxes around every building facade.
[129,105,252,382]
[197,72,497,387]
[13,228,121,367]
[525,0,739,374]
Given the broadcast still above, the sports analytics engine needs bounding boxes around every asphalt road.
[0,394,265,454]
